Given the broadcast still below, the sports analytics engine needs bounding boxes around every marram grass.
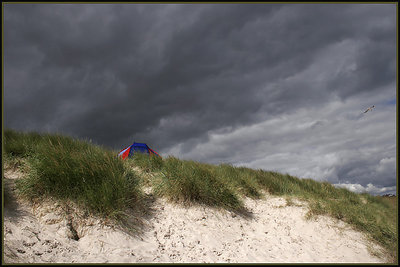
[4,128,397,262]
[5,129,143,222]
[152,156,243,211]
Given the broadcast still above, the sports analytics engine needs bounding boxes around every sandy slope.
[3,169,387,264]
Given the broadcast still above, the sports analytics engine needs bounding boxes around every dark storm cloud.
[4,4,396,194]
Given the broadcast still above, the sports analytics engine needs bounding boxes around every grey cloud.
[4,4,396,195]
[334,183,397,196]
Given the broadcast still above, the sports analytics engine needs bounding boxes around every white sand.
[3,168,388,263]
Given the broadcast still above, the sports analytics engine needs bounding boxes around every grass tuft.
[152,157,243,211]
[5,129,143,222]
[214,164,262,198]
[130,152,164,173]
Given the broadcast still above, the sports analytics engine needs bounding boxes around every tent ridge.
[118,142,161,159]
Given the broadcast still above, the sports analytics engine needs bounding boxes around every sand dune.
[3,169,387,263]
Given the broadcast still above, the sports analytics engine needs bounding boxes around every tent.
[118,142,161,160]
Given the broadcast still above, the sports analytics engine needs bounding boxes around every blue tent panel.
[122,142,161,158]
[129,143,149,157]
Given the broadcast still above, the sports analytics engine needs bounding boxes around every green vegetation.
[152,157,242,210]
[4,129,143,223]
[3,129,397,262]
[130,152,164,173]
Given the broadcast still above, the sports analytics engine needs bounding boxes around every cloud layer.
[4,4,397,195]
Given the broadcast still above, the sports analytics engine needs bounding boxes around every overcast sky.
[4,3,397,195]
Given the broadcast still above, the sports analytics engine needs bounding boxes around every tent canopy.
[118,142,161,160]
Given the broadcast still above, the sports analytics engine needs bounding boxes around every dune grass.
[3,128,397,262]
[130,151,164,173]
[4,129,143,222]
[150,156,243,211]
